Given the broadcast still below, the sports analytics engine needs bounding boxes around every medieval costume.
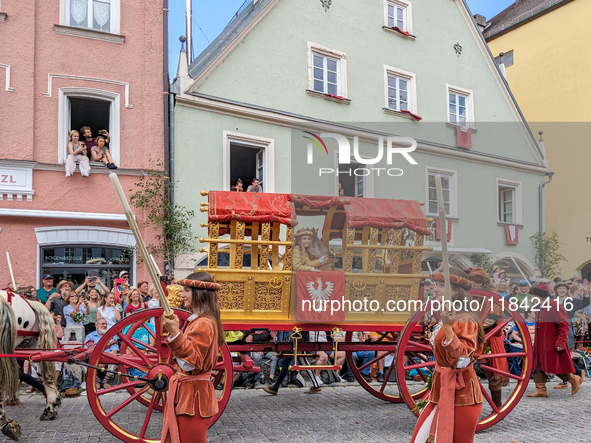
[468,267,509,408]
[292,227,333,271]
[411,272,484,443]
[161,277,221,443]
[527,283,581,398]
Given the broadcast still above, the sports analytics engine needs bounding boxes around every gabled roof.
[484,0,574,40]
[188,0,274,80]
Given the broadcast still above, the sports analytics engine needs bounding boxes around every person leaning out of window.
[90,135,117,169]
[65,130,90,177]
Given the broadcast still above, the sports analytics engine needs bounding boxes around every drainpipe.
[538,171,555,273]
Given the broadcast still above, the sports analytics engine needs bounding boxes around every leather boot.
[526,382,548,398]
[491,390,503,408]
[566,374,581,396]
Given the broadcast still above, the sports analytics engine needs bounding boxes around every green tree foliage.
[529,232,567,279]
[470,253,494,275]
[129,159,196,269]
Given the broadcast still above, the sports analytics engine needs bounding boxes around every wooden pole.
[109,173,173,318]
[435,175,452,302]
[6,252,16,291]
[510,256,532,288]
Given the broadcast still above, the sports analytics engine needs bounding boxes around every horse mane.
[0,292,20,404]
[27,300,57,385]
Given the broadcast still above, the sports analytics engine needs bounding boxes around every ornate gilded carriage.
[198,191,433,324]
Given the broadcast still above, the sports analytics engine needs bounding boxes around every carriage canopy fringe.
[207,192,430,235]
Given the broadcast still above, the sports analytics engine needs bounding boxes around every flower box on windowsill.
[306,89,351,104]
[382,108,421,121]
[0,12,7,22]
[54,24,125,44]
[382,26,416,40]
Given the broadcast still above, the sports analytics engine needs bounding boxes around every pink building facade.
[0,0,167,290]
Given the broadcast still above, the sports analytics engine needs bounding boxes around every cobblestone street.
[1,381,589,442]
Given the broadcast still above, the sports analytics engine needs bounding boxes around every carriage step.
[291,365,340,370]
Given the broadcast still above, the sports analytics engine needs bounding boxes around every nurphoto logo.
[302,131,418,177]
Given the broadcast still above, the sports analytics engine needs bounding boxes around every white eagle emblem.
[306,277,334,311]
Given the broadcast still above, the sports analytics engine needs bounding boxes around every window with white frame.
[222,131,275,193]
[307,43,348,99]
[387,1,406,30]
[313,53,340,96]
[497,179,522,224]
[384,66,417,115]
[58,88,120,167]
[426,169,457,217]
[446,85,474,127]
[61,0,120,34]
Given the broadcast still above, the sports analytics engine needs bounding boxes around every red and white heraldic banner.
[295,271,345,322]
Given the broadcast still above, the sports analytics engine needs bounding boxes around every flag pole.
[109,173,174,318]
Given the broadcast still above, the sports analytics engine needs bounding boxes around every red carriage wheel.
[394,289,533,431]
[87,308,233,443]
[344,331,425,403]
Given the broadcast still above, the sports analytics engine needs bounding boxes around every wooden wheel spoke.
[478,301,492,323]
[130,337,157,353]
[358,352,392,372]
[101,352,148,373]
[106,385,150,418]
[139,392,160,439]
[380,364,396,393]
[404,361,436,371]
[484,319,512,342]
[96,380,143,396]
[479,363,521,381]
[118,333,153,368]
[479,381,500,413]
[405,341,432,353]
[407,351,432,363]
[420,391,430,401]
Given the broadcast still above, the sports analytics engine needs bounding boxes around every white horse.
[0,290,61,441]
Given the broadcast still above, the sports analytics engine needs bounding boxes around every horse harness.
[4,288,41,338]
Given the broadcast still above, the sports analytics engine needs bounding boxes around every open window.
[230,143,265,191]
[223,131,275,193]
[58,88,120,166]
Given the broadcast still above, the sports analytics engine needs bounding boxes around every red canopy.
[207,192,429,235]
[208,191,295,226]
[344,198,430,235]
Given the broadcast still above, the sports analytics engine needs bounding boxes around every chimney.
[473,14,487,32]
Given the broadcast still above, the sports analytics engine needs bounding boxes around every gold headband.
[177,278,221,291]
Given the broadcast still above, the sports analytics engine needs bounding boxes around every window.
[497,179,522,224]
[313,53,340,96]
[446,84,474,127]
[387,75,409,112]
[449,92,467,126]
[41,245,132,289]
[337,154,374,198]
[58,88,120,166]
[223,131,275,192]
[60,0,121,34]
[383,0,413,36]
[426,168,457,217]
[307,43,348,101]
[383,66,417,117]
[495,50,514,68]
[387,1,406,30]
[230,143,265,190]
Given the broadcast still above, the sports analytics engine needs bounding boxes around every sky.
[167,0,517,77]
